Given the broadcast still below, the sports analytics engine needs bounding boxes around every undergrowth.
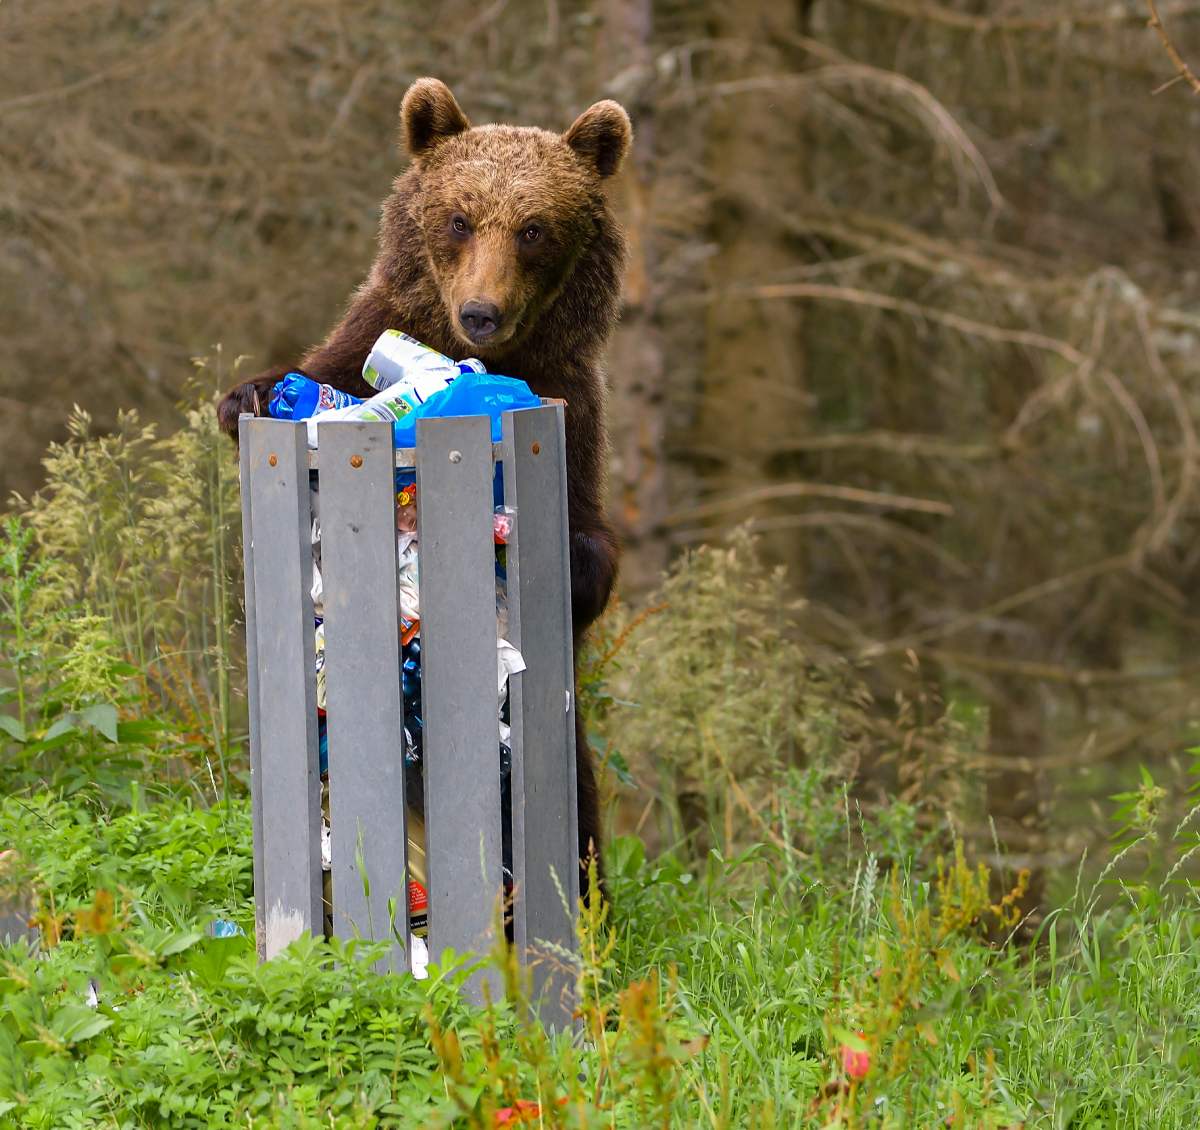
[0,352,242,808]
[2,775,1199,1127]
[0,396,1198,1126]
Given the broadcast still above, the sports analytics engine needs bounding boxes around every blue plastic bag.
[392,370,540,446]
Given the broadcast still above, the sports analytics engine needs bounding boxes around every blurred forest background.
[4,0,1200,897]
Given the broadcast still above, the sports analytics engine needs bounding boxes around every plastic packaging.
[396,536,420,622]
[392,370,541,446]
[405,805,429,937]
[493,506,515,545]
[311,369,540,448]
[396,483,418,535]
[362,328,484,392]
[269,372,362,420]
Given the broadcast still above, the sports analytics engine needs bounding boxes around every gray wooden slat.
[318,420,410,973]
[416,415,502,1003]
[501,405,579,1029]
[243,419,323,959]
[238,414,267,960]
[0,900,36,949]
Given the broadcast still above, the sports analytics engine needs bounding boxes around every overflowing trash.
[269,330,531,957]
[272,329,540,449]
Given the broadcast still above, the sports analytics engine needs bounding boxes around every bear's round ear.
[563,100,632,178]
[401,78,470,159]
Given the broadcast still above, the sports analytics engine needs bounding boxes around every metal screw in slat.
[448,450,462,464]
[268,454,278,467]
[531,442,541,455]
[350,455,363,468]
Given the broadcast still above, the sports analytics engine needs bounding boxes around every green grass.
[0,394,1198,1126]
[2,783,1199,1128]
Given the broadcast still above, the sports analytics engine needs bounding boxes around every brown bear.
[218,77,631,890]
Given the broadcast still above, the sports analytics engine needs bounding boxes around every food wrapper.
[405,805,429,937]
[493,505,515,545]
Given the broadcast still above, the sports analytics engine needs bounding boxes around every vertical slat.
[238,415,267,960]
[0,898,35,948]
[243,419,323,959]
[417,415,502,1003]
[502,405,579,1029]
[319,420,410,972]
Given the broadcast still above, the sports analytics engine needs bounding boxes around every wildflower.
[841,1033,871,1080]
[495,1099,541,1125]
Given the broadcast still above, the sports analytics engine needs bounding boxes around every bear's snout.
[458,300,503,343]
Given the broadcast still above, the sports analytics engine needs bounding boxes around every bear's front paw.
[216,367,292,441]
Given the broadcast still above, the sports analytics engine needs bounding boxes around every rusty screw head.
[350,454,363,468]
[267,453,278,467]
[531,441,541,455]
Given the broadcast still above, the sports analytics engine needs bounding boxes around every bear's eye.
[450,214,470,236]
[521,224,542,244]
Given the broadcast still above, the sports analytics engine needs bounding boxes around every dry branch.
[1147,0,1200,93]
[850,0,1200,33]
[664,481,954,528]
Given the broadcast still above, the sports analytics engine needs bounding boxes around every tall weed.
[0,352,243,803]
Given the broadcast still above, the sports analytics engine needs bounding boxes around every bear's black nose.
[459,300,502,341]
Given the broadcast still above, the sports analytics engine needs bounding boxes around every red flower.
[495,1099,541,1126]
[840,1035,871,1080]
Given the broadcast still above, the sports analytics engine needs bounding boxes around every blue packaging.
[269,373,362,421]
[392,370,540,446]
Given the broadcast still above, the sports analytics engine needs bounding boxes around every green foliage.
[5,775,1200,1127]
[583,529,871,855]
[0,356,243,804]
[0,793,252,936]
[0,393,1198,1126]
[0,924,478,1128]
[579,530,982,878]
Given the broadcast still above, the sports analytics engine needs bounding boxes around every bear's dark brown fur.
[218,77,631,886]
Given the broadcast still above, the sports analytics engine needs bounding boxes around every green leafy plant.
[0,357,243,805]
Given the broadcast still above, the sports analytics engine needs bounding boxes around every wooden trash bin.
[238,403,578,1027]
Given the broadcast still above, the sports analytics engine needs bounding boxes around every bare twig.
[1147,0,1200,94]
[851,0,1199,33]
[671,512,972,577]
[923,649,1200,688]
[766,430,997,462]
[664,481,954,528]
[681,64,1004,212]
[857,553,1136,659]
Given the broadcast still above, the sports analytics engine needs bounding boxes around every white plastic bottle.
[362,329,484,394]
[308,330,485,445]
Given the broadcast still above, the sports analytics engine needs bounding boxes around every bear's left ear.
[401,77,470,159]
[563,100,632,178]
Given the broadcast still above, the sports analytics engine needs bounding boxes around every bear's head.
[394,78,631,357]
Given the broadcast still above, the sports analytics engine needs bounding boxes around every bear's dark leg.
[569,525,619,643]
[574,702,605,903]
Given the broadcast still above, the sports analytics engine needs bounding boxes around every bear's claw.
[217,366,295,441]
